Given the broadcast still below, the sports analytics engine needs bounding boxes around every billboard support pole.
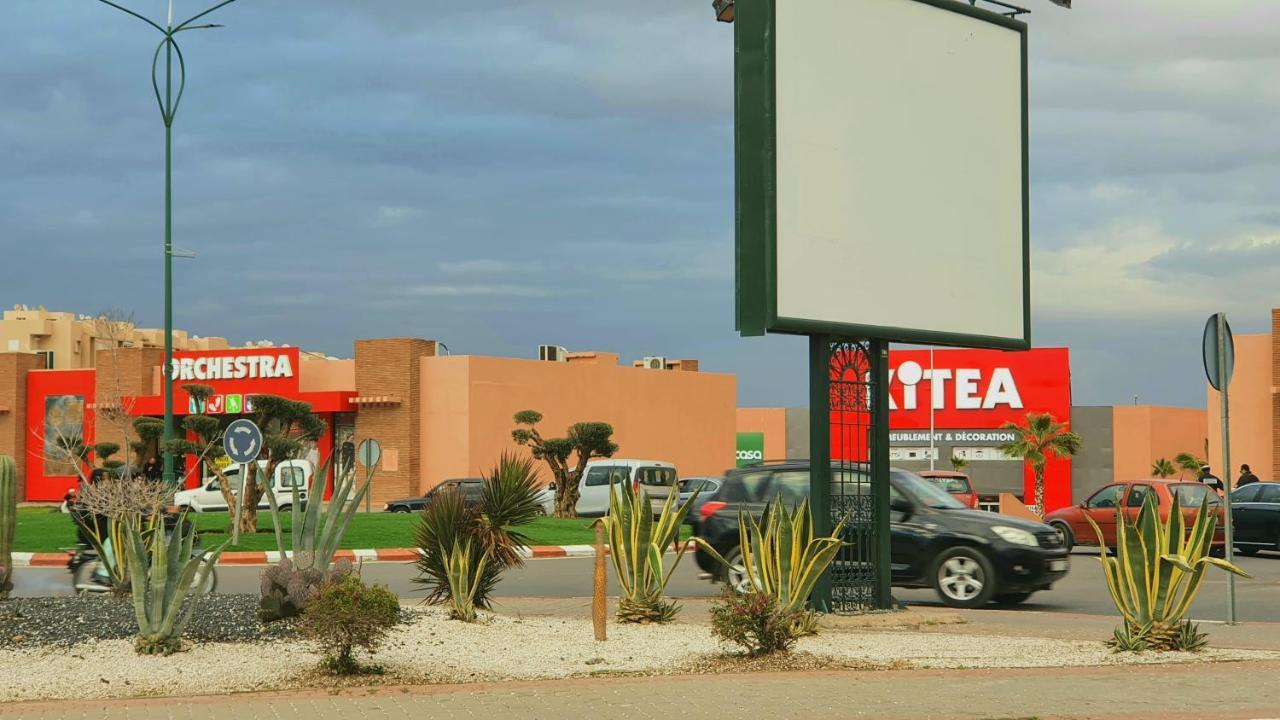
[809,334,833,611]
[870,339,893,609]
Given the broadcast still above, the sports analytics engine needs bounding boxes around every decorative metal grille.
[828,339,881,613]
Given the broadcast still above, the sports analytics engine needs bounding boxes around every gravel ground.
[0,595,297,647]
[2,607,1278,703]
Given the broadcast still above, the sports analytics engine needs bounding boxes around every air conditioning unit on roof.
[539,345,568,362]
[643,356,667,370]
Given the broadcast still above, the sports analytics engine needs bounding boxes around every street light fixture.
[95,0,241,487]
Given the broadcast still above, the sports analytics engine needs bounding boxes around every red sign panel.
[832,348,1074,511]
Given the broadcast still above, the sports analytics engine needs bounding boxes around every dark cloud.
[2,0,1275,409]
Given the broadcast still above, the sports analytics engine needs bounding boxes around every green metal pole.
[162,32,175,487]
[809,334,832,610]
[870,339,893,610]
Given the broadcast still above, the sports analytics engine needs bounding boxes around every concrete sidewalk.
[5,662,1280,720]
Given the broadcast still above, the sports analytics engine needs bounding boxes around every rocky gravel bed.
[3,606,1279,703]
[0,594,297,647]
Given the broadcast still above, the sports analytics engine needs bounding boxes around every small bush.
[709,589,799,656]
[298,575,400,674]
[259,556,354,623]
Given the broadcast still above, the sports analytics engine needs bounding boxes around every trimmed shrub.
[298,575,400,674]
[709,588,799,656]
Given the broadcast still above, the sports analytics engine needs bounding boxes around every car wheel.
[1209,545,1227,559]
[276,505,291,514]
[722,547,753,594]
[1049,521,1074,552]
[391,505,411,513]
[993,591,1034,605]
[1235,546,1260,557]
[931,547,997,609]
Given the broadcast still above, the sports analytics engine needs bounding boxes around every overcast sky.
[3,0,1278,409]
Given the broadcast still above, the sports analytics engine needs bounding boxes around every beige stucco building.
[0,305,228,370]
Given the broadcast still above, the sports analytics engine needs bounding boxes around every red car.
[918,471,980,509]
[1044,479,1225,551]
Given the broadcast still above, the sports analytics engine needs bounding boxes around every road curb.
[12,542,697,568]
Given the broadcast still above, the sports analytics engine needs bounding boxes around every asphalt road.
[13,545,1280,621]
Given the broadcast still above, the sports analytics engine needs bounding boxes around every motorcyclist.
[67,485,114,587]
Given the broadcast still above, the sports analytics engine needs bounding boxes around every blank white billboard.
[770,0,1027,347]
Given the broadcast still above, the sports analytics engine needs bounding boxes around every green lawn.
[11,507,687,553]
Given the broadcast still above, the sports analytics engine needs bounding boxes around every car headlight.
[383,503,390,511]
[992,526,1038,547]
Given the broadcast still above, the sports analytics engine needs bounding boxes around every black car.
[1231,481,1280,555]
[382,478,484,513]
[693,461,1070,609]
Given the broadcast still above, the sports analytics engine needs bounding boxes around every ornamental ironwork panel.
[828,339,881,613]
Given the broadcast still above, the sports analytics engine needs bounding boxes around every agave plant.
[123,515,225,655]
[600,483,703,623]
[736,498,844,633]
[263,452,371,574]
[1085,491,1249,651]
[413,452,543,612]
[442,538,488,622]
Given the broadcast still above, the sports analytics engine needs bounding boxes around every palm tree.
[1175,452,1205,481]
[999,412,1082,517]
[1151,458,1177,479]
[950,455,969,473]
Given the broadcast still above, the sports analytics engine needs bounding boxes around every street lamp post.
[95,0,239,486]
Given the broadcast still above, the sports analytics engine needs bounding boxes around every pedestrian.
[1238,464,1260,487]
[143,456,161,481]
[1198,464,1224,493]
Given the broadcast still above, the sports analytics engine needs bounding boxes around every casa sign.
[170,353,295,382]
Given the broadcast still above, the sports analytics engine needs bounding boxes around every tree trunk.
[554,472,579,519]
[238,462,267,534]
[1033,466,1046,518]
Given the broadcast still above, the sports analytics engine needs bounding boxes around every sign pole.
[1217,313,1236,625]
[223,418,264,550]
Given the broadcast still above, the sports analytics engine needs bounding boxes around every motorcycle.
[66,514,218,595]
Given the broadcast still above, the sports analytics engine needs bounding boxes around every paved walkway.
[6,662,1280,720]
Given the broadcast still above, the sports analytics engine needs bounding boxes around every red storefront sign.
[23,347,355,500]
[832,348,1073,511]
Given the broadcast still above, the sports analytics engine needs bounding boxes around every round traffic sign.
[1202,313,1235,392]
[224,418,263,464]
[357,438,382,468]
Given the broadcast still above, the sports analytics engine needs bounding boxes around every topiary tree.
[164,384,231,505]
[511,410,617,518]
[238,394,326,534]
[158,389,326,535]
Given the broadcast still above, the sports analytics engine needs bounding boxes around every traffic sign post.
[1203,312,1237,625]
[356,439,382,513]
[224,419,263,547]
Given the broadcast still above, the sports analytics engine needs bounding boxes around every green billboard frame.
[733,0,1032,351]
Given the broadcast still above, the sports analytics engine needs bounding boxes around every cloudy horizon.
[3,0,1278,411]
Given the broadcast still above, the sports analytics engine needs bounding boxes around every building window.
[888,447,938,461]
[36,351,54,369]
[953,447,1010,461]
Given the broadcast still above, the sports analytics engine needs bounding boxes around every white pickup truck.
[173,459,314,513]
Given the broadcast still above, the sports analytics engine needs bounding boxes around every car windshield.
[895,471,965,509]
[925,476,971,494]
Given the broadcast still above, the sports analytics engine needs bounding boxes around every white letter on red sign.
[982,368,1023,409]
[955,369,982,410]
